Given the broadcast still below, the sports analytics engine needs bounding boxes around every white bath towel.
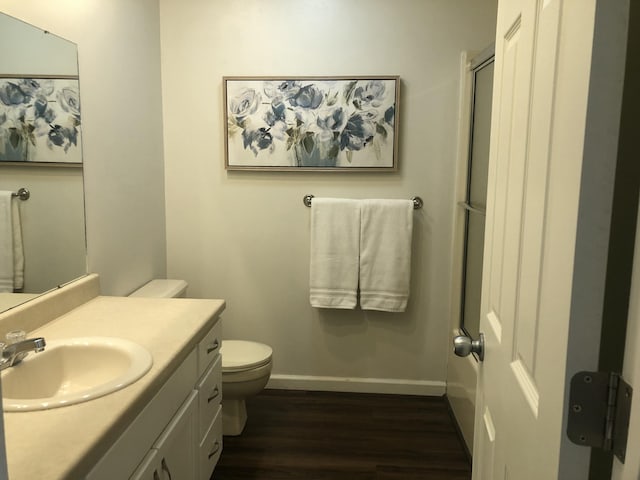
[0,192,14,292]
[309,198,361,309]
[12,197,24,291]
[359,199,413,312]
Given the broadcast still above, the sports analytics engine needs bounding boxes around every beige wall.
[0,0,168,296]
[160,0,497,391]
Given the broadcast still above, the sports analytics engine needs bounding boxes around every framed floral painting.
[0,76,82,164]
[224,76,399,171]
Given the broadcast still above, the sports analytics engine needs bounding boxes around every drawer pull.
[206,339,220,354]
[161,458,172,480]
[208,441,221,459]
[207,386,220,403]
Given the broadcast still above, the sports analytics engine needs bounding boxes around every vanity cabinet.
[87,317,223,480]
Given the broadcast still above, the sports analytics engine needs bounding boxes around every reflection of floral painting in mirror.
[0,77,82,163]
[224,77,399,170]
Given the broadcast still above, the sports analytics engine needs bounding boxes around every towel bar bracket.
[303,194,314,208]
[11,188,30,201]
[303,194,423,210]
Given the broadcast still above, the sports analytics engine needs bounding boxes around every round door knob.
[453,333,484,361]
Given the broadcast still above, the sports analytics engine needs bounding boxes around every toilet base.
[222,398,247,436]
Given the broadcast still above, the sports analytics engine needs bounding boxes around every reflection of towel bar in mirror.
[458,201,485,216]
[303,194,423,210]
[11,188,30,201]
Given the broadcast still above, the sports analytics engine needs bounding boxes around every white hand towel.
[359,199,413,312]
[0,192,14,293]
[309,198,361,309]
[12,197,24,290]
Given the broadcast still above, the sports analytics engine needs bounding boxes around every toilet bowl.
[129,279,273,437]
[220,340,272,436]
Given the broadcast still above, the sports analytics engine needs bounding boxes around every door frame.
[605,1,640,475]
[446,44,494,455]
[556,1,633,476]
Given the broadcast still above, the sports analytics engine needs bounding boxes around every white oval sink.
[2,337,153,412]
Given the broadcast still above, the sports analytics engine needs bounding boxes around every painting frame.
[0,75,82,165]
[224,76,400,172]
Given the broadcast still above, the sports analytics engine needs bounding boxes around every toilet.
[219,340,272,435]
[129,279,273,436]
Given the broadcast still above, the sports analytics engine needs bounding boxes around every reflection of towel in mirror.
[359,199,413,312]
[309,198,361,309]
[0,191,24,293]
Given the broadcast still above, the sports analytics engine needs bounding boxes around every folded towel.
[0,192,14,293]
[359,199,413,312]
[12,197,24,290]
[309,198,361,309]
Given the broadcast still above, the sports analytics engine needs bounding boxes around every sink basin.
[2,337,153,412]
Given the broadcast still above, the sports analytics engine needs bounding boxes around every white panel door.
[472,0,603,477]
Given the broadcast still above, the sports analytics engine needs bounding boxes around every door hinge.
[567,371,633,462]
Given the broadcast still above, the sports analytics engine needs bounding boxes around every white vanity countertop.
[3,295,225,480]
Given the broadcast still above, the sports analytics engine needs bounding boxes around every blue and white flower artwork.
[224,77,399,170]
[0,77,82,163]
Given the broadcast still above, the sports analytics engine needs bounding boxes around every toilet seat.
[221,340,272,372]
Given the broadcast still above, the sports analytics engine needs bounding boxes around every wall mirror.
[0,12,87,312]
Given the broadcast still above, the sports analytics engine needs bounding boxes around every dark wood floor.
[213,389,471,480]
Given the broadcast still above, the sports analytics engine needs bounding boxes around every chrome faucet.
[0,337,46,370]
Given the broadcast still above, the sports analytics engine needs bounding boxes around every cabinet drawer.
[197,355,222,441]
[199,405,223,480]
[198,319,222,377]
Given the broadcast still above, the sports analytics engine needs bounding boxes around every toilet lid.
[221,340,272,371]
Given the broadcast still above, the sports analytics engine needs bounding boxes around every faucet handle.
[6,330,26,344]
[5,331,27,363]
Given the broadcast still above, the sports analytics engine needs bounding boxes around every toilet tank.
[129,279,188,298]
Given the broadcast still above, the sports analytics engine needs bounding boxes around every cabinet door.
[153,390,199,479]
[89,350,198,480]
[129,390,199,480]
[129,450,159,480]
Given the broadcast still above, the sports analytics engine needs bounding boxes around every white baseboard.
[266,374,446,396]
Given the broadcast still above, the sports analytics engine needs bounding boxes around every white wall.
[160,0,497,392]
[0,0,168,295]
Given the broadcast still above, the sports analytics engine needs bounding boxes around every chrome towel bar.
[303,194,423,209]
